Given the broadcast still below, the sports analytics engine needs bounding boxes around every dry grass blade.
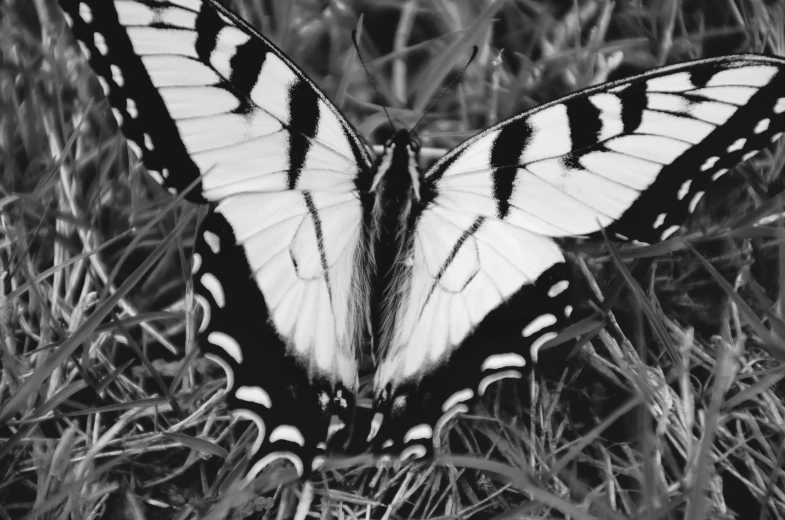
[685,240,785,362]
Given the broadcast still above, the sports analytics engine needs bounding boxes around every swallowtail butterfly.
[58,0,785,480]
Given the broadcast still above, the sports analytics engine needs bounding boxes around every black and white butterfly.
[58,0,785,480]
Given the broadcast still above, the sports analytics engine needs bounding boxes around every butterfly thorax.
[367,130,423,351]
[369,129,422,265]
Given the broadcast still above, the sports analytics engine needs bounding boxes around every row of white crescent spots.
[657,120,785,242]
[67,4,178,192]
[198,269,311,478]
[193,228,344,476]
[370,283,573,456]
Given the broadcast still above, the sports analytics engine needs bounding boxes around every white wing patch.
[376,215,563,385]
[215,190,362,385]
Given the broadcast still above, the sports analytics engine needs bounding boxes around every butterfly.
[57,0,785,480]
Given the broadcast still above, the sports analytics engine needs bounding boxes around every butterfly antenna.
[351,29,396,132]
[411,45,479,136]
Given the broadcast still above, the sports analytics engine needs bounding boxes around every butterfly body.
[58,0,785,480]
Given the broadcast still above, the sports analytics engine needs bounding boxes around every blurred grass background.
[1,0,785,518]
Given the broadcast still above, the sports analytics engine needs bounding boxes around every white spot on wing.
[126,99,138,119]
[661,225,680,240]
[727,138,746,152]
[309,456,325,473]
[478,370,521,395]
[236,385,272,408]
[678,180,691,200]
[367,412,383,442]
[144,133,154,151]
[97,76,110,96]
[247,452,304,480]
[688,191,704,213]
[400,445,427,461]
[773,132,784,143]
[442,389,474,412]
[530,331,558,362]
[269,425,305,446]
[207,331,242,363]
[110,65,124,87]
[148,170,164,184]
[250,53,297,125]
[200,273,225,308]
[203,231,220,254]
[111,108,124,126]
[433,403,468,448]
[93,32,108,55]
[700,157,718,172]
[79,3,93,23]
[754,118,770,134]
[653,213,666,228]
[403,424,433,443]
[191,253,202,274]
[548,280,569,297]
[481,353,526,371]
[741,149,757,163]
[712,168,729,181]
[522,314,557,338]
[775,98,785,114]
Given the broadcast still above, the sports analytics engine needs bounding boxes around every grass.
[1,0,785,518]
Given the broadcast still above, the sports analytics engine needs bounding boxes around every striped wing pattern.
[59,0,373,478]
[58,0,785,479]
[371,56,785,455]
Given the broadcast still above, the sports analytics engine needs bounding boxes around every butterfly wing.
[372,54,785,456]
[59,0,373,478]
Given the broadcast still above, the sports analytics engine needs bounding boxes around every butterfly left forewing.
[59,0,373,479]
[372,54,785,456]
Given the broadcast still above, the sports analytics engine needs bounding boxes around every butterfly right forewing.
[371,55,785,456]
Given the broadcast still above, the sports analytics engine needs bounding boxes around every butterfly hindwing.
[59,0,374,478]
[372,55,785,455]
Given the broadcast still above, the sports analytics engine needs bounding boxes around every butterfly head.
[370,129,422,204]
